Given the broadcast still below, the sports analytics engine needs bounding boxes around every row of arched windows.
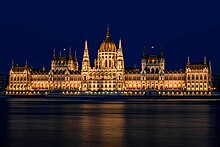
[187,74,207,80]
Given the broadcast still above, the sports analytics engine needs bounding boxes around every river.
[0,98,220,147]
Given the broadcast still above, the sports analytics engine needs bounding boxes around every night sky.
[0,0,220,74]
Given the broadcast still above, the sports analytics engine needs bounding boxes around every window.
[105,60,108,68]
[151,68,155,73]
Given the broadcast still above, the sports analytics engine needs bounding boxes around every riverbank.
[1,94,220,103]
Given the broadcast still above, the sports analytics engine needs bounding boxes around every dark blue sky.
[0,0,220,74]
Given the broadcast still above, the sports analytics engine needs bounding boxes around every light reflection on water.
[0,99,220,147]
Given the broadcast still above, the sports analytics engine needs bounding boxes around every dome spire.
[106,25,110,39]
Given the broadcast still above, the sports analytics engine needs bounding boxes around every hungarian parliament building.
[7,29,213,96]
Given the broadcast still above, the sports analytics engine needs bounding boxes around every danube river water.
[0,98,220,147]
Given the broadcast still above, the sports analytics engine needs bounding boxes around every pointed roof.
[187,56,190,64]
[60,49,62,57]
[142,49,147,59]
[11,59,14,69]
[74,50,77,62]
[85,39,88,50]
[119,38,122,49]
[69,47,72,59]
[53,48,56,59]
[204,56,207,64]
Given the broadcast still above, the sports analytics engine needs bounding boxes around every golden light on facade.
[7,29,213,96]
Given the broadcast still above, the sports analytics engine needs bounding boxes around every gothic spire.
[187,56,190,64]
[117,38,123,57]
[69,47,72,59]
[161,49,164,58]
[142,48,147,59]
[25,59,28,69]
[119,38,122,49]
[82,39,90,70]
[60,49,62,57]
[204,56,207,64]
[11,59,14,69]
[74,50,77,61]
[85,39,88,50]
[53,48,56,59]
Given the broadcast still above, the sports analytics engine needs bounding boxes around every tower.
[141,49,147,71]
[160,49,165,71]
[74,50,78,71]
[68,47,74,70]
[51,48,57,71]
[209,60,212,90]
[116,38,124,70]
[82,39,91,70]
[11,59,14,70]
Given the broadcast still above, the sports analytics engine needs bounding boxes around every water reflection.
[1,100,220,147]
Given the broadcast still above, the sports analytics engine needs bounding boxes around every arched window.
[196,75,198,80]
[151,68,155,73]
[187,75,190,80]
[204,75,207,80]
[105,60,108,68]
[109,61,111,68]
[192,75,194,80]
[200,75,203,80]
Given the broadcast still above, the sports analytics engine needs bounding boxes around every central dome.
[99,29,117,52]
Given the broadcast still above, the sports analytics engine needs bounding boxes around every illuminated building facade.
[7,29,213,96]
